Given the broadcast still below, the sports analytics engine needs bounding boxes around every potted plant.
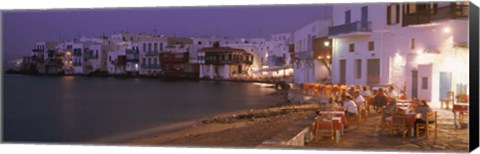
[456,93,469,103]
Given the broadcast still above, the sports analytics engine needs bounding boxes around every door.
[345,10,351,24]
[361,6,369,30]
[238,65,242,74]
[439,72,452,100]
[411,70,418,99]
[340,59,346,84]
[367,59,380,84]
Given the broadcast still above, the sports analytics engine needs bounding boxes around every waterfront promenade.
[128,86,469,152]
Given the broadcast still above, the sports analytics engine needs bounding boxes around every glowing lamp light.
[326,55,331,59]
[416,49,423,55]
[318,56,323,59]
[443,27,451,33]
[324,41,330,47]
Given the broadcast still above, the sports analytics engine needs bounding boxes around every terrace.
[328,21,372,37]
[402,3,469,27]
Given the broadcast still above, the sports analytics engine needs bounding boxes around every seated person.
[361,86,373,97]
[343,95,358,117]
[325,97,340,109]
[383,99,402,119]
[414,100,434,131]
[373,88,388,112]
[399,90,408,100]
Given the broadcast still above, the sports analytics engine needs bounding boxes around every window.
[148,43,152,52]
[143,43,146,52]
[154,43,158,52]
[368,41,375,51]
[355,59,362,79]
[349,43,355,52]
[410,38,415,49]
[422,77,428,89]
[387,4,400,25]
[198,41,202,45]
[345,10,351,24]
[160,43,164,51]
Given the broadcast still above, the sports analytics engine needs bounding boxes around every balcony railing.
[402,4,469,27]
[145,51,159,56]
[141,64,161,68]
[328,21,372,36]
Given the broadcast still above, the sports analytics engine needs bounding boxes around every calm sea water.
[3,75,282,143]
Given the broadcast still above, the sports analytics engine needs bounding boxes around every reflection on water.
[3,75,282,143]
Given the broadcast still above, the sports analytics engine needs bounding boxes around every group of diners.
[305,83,436,137]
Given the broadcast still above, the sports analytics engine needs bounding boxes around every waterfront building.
[31,41,59,74]
[293,20,333,84]
[71,42,93,74]
[126,42,140,75]
[107,50,127,75]
[329,2,469,102]
[198,46,254,79]
[159,51,198,79]
[138,36,168,76]
[256,33,295,79]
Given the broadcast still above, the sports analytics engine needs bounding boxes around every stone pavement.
[304,107,469,153]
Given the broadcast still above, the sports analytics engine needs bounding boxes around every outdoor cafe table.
[319,111,346,134]
[452,103,469,128]
[311,116,343,143]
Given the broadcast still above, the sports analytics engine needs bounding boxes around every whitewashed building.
[293,20,332,84]
[138,36,168,75]
[107,50,127,75]
[330,2,469,102]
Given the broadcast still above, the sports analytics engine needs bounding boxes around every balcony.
[402,4,469,27]
[73,62,82,66]
[296,50,313,59]
[145,51,159,56]
[32,49,44,53]
[141,64,161,68]
[328,21,372,37]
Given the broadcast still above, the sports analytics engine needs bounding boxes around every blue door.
[439,72,452,100]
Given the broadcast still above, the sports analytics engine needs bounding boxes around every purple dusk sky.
[2,4,332,69]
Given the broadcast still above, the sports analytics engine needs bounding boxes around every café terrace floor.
[303,104,470,153]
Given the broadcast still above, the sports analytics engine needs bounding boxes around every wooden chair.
[380,107,393,132]
[315,119,336,144]
[391,110,408,137]
[416,111,438,138]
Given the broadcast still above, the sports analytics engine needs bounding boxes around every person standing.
[354,91,366,110]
